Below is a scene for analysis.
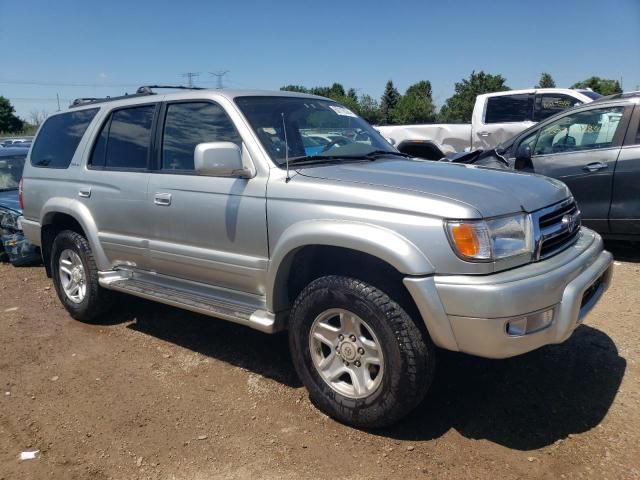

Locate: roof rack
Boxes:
[69,85,205,108]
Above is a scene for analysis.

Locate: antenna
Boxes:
[281,112,290,183]
[210,71,229,89]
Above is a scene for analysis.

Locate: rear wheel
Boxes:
[289,275,435,428]
[51,230,112,322]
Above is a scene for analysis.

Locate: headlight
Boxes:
[445,213,533,261]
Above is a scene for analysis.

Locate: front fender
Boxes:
[266,220,434,312]
[41,198,110,270]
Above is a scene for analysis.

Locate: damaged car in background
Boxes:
[445,92,640,240]
[0,147,40,266]
[377,88,599,160]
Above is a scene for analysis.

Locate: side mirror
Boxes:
[385,137,396,146]
[514,143,533,171]
[194,142,251,177]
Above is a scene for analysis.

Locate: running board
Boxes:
[99,271,277,333]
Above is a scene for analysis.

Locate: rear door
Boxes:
[82,103,158,269]
[526,104,631,233]
[609,105,640,234]
[533,93,584,122]
[472,93,535,150]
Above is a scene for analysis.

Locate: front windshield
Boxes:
[234,96,396,165]
[0,153,25,190]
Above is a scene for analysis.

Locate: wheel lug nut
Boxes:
[349,334,356,342]
[338,334,344,341]
[344,361,349,366]
[358,347,365,355]
[354,360,361,367]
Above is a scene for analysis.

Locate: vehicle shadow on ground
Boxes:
[377,325,626,450]
[605,240,640,263]
[115,297,625,451]
[123,297,302,388]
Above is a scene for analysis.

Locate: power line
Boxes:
[181,72,200,88]
[210,71,229,89]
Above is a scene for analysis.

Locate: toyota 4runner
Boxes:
[21,86,613,427]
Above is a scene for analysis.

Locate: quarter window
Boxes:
[484,94,532,124]
[162,102,241,171]
[533,107,625,155]
[90,105,156,169]
[30,108,98,168]
[533,94,582,121]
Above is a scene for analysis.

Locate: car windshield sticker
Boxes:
[329,106,357,117]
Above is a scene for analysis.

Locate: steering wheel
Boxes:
[321,137,352,153]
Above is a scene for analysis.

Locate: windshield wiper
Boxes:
[284,150,410,166]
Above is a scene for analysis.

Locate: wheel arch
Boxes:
[40,199,109,276]
[267,220,434,316]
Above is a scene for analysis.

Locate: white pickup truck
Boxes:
[376,88,601,159]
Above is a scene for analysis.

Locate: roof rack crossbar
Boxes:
[69,85,204,109]
[136,85,205,94]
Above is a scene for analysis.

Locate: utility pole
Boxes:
[181,72,200,88]
[210,71,229,89]
[56,93,61,111]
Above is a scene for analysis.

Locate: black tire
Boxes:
[289,275,435,428]
[50,230,112,322]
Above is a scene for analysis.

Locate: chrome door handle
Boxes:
[78,187,91,198]
[478,131,491,137]
[583,162,608,172]
[153,193,172,206]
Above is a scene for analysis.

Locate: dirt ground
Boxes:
[1,241,639,480]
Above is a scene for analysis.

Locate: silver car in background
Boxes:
[20,87,613,427]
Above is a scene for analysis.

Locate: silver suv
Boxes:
[21,87,613,427]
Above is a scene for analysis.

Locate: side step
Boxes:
[99,272,277,333]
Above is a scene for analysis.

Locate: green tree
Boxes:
[280,85,309,93]
[571,76,622,96]
[392,80,437,124]
[380,80,400,125]
[347,88,358,103]
[358,94,381,124]
[536,72,556,88]
[439,71,509,123]
[0,96,24,133]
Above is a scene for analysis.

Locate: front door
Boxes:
[472,93,535,150]
[146,101,268,295]
[527,105,628,233]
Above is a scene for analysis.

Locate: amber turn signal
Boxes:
[449,223,481,257]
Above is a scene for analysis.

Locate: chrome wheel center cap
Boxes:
[339,341,358,361]
[71,268,82,283]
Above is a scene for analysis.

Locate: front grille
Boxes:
[533,199,581,260]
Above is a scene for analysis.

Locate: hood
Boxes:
[0,189,21,214]
[295,158,570,218]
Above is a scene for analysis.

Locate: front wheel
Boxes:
[289,275,435,428]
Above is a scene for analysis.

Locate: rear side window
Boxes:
[90,105,156,169]
[30,108,98,168]
[484,94,532,124]
[162,102,241,171]
[534,94,582,121]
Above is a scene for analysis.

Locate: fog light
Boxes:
[506,308,554,336]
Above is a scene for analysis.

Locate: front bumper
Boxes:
[404,228,613,359]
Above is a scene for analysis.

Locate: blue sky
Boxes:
[1,0,639,120]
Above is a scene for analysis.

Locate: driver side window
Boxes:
[533,106,625,156]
